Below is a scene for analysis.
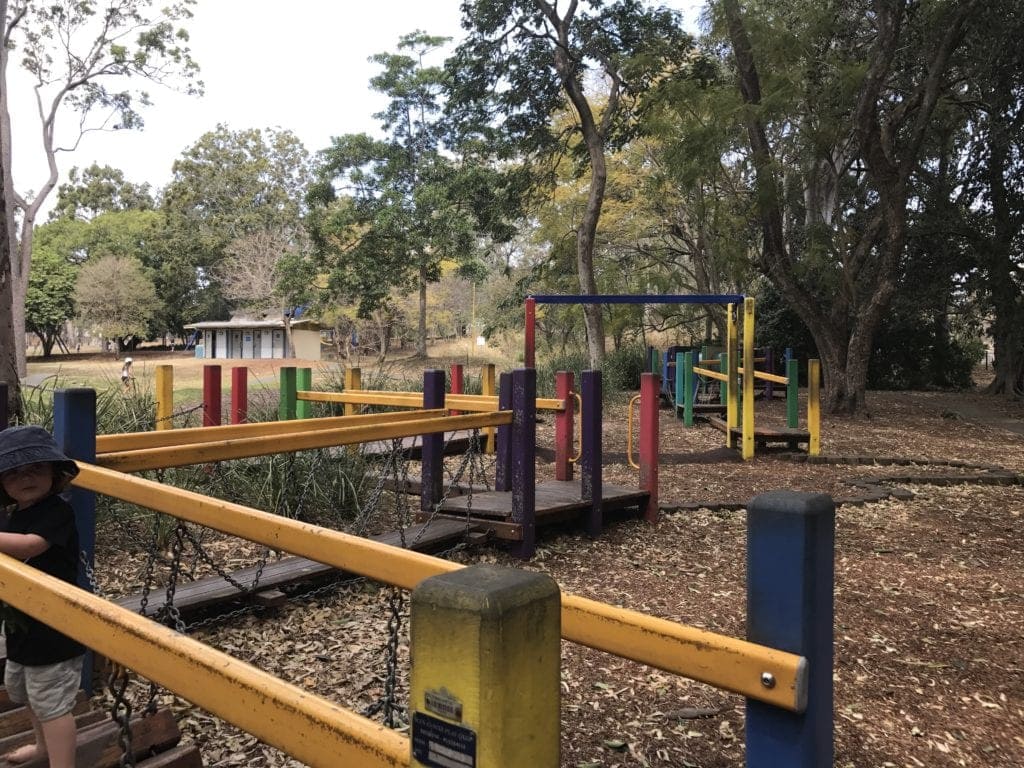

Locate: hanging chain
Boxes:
[107,662,136,768]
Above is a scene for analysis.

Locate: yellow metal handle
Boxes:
[626,394,641,470]
[569,391,583,464]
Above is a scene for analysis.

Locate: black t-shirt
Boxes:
[2,494,84,665]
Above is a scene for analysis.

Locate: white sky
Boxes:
[8,0,701,216]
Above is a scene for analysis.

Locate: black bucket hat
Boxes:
[0,425,80,504]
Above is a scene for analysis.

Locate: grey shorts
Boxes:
[4,656,83,721]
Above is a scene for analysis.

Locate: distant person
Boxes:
[120,357,134,393]
[0,426,85,768]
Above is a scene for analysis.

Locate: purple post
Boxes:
[420,370,445,515]
[509,368,536,559]
[495,372,512,492]
[580,370,603,538]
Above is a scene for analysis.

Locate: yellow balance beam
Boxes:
[97,412,512,472]
[301,390,566,412]
[73,465,807,711]
[97,410,446,453]
[0,555,409,768]
[744,369,789,385]
[692,366,729,383]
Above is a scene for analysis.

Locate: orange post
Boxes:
[449,363,463,416]
[639,372,659,523]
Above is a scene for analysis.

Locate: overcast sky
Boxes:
[8,0,701,215]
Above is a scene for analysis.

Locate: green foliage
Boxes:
[535,343,646,399]
[26,246,77,356]
[74,255,158,346]
[49,164,154,222]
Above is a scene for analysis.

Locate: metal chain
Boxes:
[107,663,136,768]
[161,523,188,634]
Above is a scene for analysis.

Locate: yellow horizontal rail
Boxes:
[96,410,446,453]
[0,555,409,768]
[73,465,806,711]
[692,366,728,383]
[97,412,512,472]
[302,390,565,412]
[753,370,790,385]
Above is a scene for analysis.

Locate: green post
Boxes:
[279,366,296,421]
[682,351,694,427]
[296,367,312,419]
[787,358,799,428]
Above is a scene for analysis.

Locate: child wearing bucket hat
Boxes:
[0,426,84,768]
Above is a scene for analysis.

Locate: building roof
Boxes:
[184,318,321,330]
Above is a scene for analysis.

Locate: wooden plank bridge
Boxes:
[707,416,810,450]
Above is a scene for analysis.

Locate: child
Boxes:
[0,426,84,768]
[120,357,134,393]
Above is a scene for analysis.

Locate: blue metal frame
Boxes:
[529,293,744,305]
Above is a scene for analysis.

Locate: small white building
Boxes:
[184,317,323,361]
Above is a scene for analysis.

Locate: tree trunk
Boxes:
[416,263,428,357]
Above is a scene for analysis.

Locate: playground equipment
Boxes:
[0,387,834,767]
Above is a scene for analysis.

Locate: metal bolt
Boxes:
[760,672,776,689]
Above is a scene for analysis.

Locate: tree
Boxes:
[717,0,980,412]
[25,244,76,356]
[310,32,522,357]
[74,255,156,351]
[161,125,314,330]
[1,0,201,384]
[49,164,154,222]
[446,0,697,367]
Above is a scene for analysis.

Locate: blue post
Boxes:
[495,372,512,492]
[53,388,97,694]
[764,348,775,400]
[746,491,834,768]
[580,370,603,538]
[421,370,445,515]
[509,368,536,559]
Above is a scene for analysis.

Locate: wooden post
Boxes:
[410,565,561,768]
[742,297,755,460]
[481,363,496,454]
[278,366,296,421]
[524,297,536,369]
[296,367,312,420]
[421,370,445,515]
[726,306,738,448]
[682,351,694,427]
[155,365,174,430]
[449,363,463,416]
[554,371,574,481]
[509,368,536,559]
[231,367,248,424]
[495,372,512,492]
[786,358,799,428]
[343,367,361,416]
[746,491,834,768]
[54,387,97,693]
[808,359,821,456]
[639,372,659,523]
[580,370,602,538]
[203,365,222,427]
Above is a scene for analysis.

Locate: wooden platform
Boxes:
[116,518,480,618]
[707,416,810,449]
[0,691,200,767]
[674,402,728,418]
[436,480,650,540]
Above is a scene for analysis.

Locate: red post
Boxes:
[231,366,248,424]
[449,363,463,416]
[639,372,659,523]
[525,297,536,369]
[554,371,574,481]
[203,365,222,427]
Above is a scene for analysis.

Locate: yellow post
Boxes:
[726,304,739,448]
[481,363,496,453]
[344,367,361,417]
[742,297,755,460]
[808,359,821,455]
[155,364,174,431]
[410,564,561,768]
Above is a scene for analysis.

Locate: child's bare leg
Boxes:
[39,712,76,768]
[2,708,46,764]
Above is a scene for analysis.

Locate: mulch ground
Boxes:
[88,382,1024,767]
